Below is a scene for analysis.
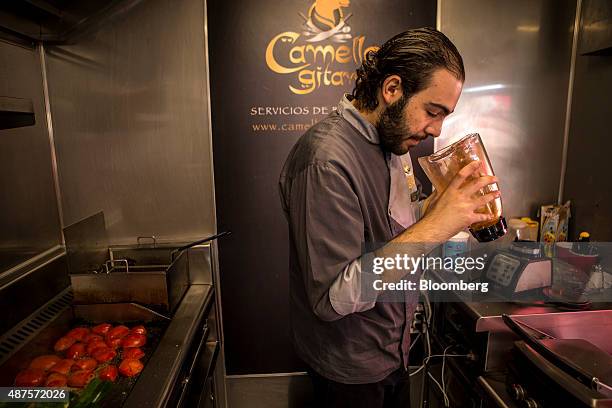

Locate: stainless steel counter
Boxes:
[456,300,612,372]
[459,301,612,351]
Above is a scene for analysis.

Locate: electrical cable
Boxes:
[409,333,422,352]
[409,354,468,377]
[421,270,433,326]
[415,273,469,407]
[416,284,432,408]
[441,345,453,405]
[428,372,449,407]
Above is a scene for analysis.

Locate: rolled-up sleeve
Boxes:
[286,162,375,321]
[329,258,379,316]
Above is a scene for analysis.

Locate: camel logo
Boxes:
[303,0,352,43]
[265,1,377,95]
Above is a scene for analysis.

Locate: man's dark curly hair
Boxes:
[352,28,465,111]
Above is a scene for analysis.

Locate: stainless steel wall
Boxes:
[45,0,216,244]
[563,0,612,240]
[0,40,62,271]
[438,0,577,219]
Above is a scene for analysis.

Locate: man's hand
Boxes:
[376,161,499,284]
[422,161,499,240]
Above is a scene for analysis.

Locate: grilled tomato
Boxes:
[130,325,147,336]
[54,336,76,352]
[121,334,146,348]
[49,359,73,375]
[107,325,130,340]
[99,365,118,382]
[86,340,108,355]
[66,327,90,341]
[84,333,104,344]
[66,343,86,359]
[29,355,61,371]
[73,358,97,371]
[106,337,122,349]
[15,369,46,387]
[91,323,112,335]
[45,373,67,387]
[92,347,117,363]
[118,359,144,377]
[122,348,145,360]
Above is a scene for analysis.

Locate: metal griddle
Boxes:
[0,289,169,407]
[0,276,215,408]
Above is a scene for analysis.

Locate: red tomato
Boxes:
[84,334,103,344]
[66,327,90,341]
[92,348,117,363]
[66,343,86,359]
[15,369,46,386]
[29,355,61,371]
[91,323,112,335]
[121,334,146,348]
[118,359,143,377]
[130,325,147,336]
[107,325,130,340]
[99,365,118,382]
[45,373,67,387]
[49,359,73,375]
[68,370,94,388]
[73,358,97,371]
[106,337,122,349]
[122,348,145,360]
[86,340,108,355]
[54,336,76,352]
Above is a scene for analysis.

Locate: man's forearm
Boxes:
[420,190,438,217]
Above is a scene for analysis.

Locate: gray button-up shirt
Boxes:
[279,94,424,384]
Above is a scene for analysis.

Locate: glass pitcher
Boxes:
[418,133,507,242]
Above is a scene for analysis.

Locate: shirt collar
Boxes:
[337,94,380,144]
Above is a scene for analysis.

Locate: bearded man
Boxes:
[279,28,499,408]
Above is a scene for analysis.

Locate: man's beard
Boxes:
[376,96,420,155]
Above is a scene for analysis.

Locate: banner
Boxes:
[208,0,436,374]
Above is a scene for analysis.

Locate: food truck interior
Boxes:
[0,0,611,407]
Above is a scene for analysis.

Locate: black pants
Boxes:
[307,366,411,408]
